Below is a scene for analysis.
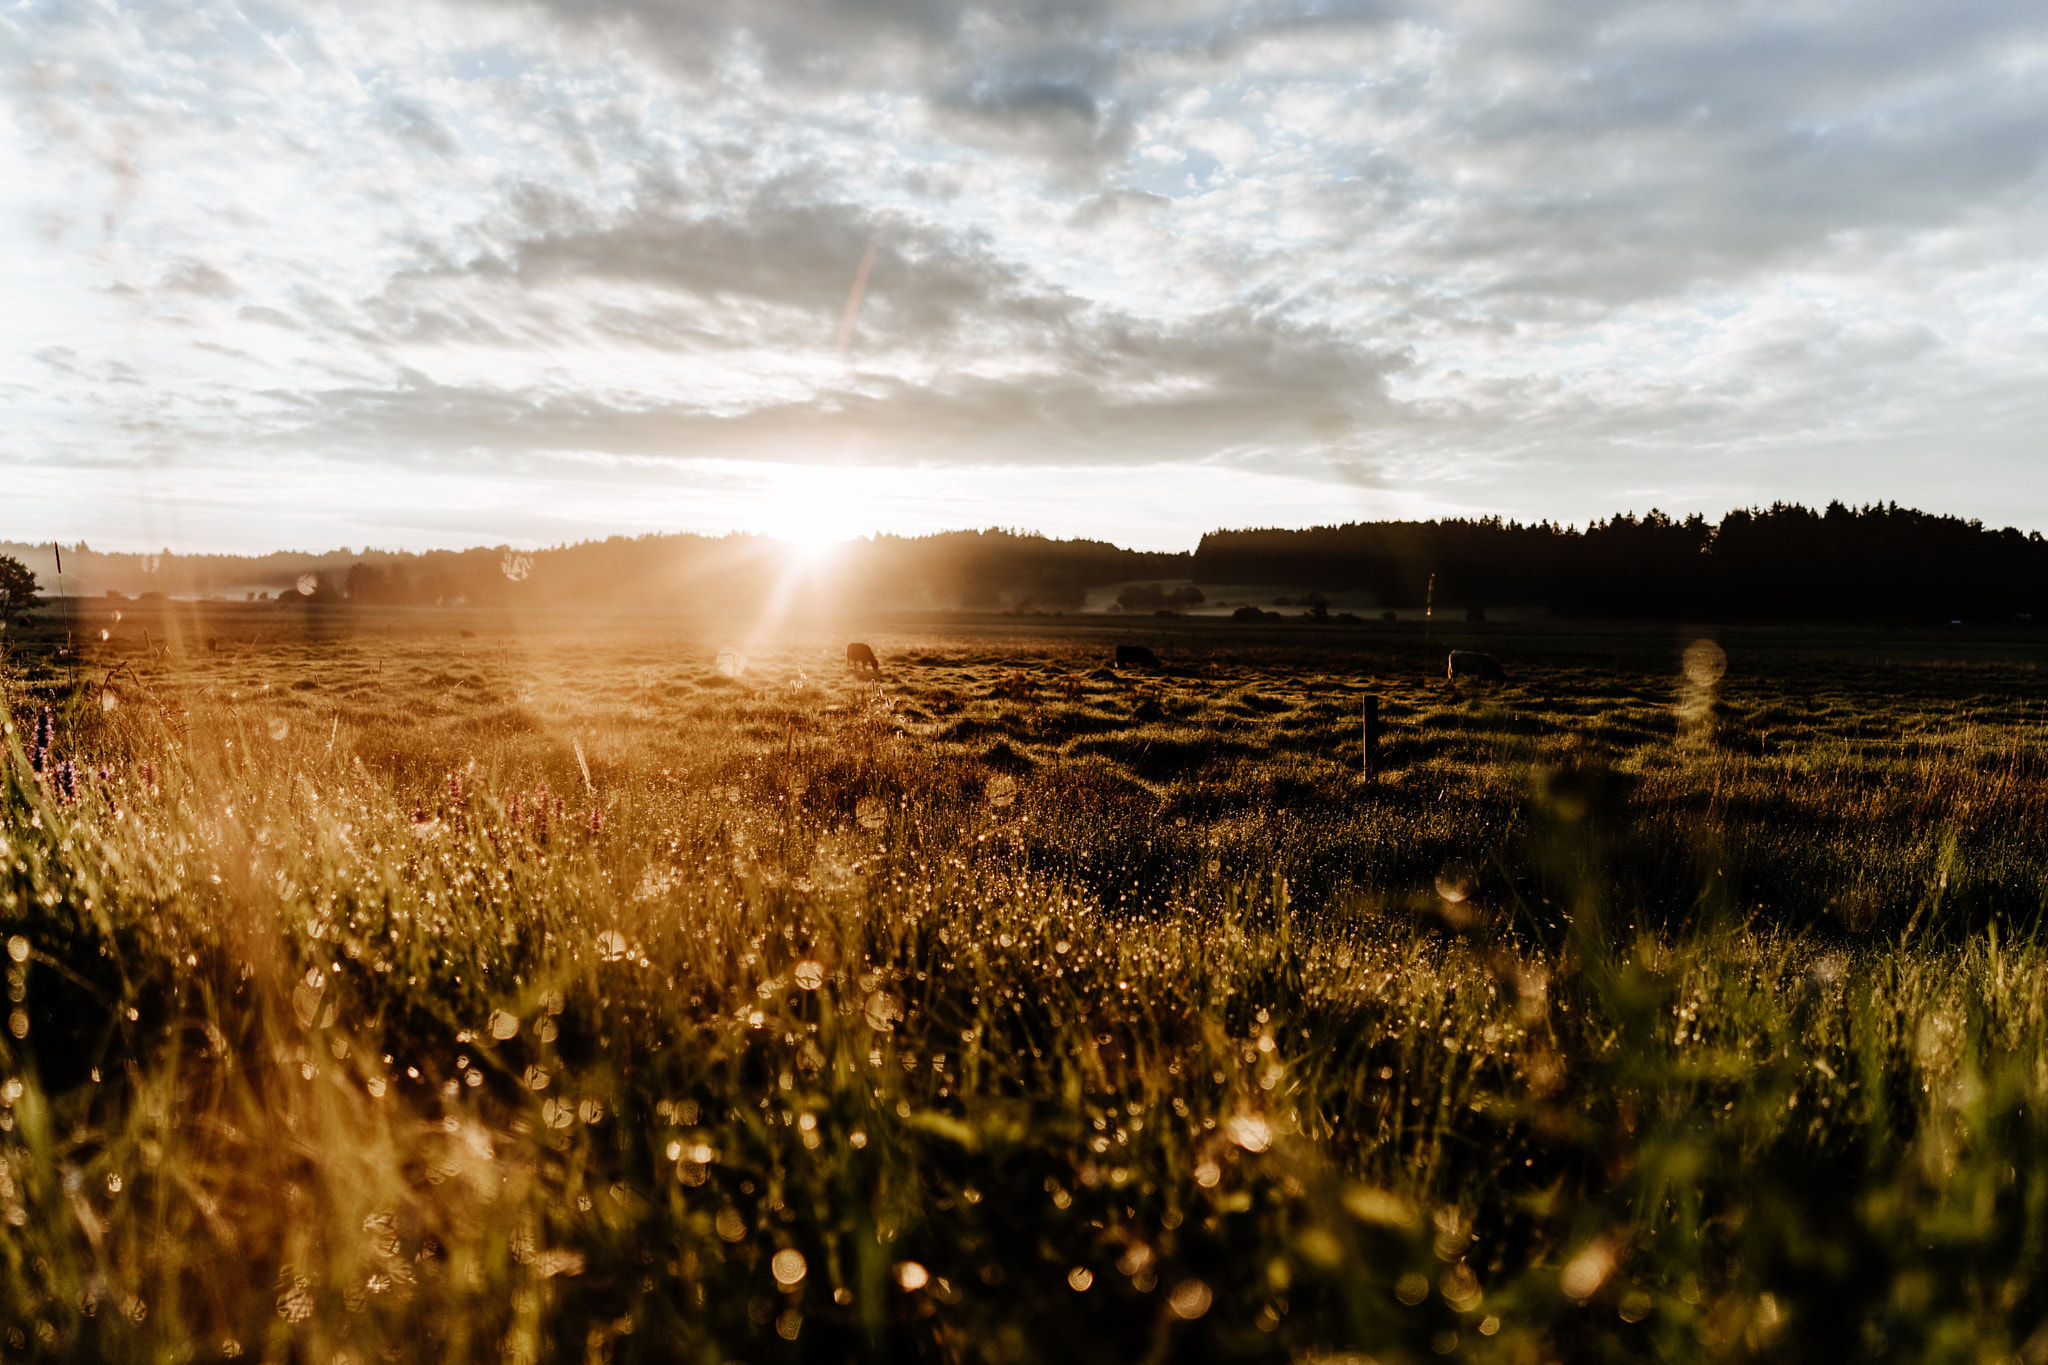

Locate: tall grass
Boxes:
[1,624,2045,1361]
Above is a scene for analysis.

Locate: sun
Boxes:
[758,472,866,559]
[773,514,850,563]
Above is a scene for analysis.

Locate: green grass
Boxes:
[1,609,2046,1362]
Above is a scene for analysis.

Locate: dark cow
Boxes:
[1447,650,1506,682]
[1115,644,1161,669]
[846,642,881,673]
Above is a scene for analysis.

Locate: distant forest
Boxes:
[5,502,2044,622]
[0,530,1182,616]
[1194,502,2048,621]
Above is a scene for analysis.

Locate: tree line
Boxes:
[0,530,1185,616]
[1191,503,2048,620]
[6,502,2044,621]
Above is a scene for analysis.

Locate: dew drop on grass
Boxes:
[771,1249,807,1285]
[1225,1114,1272,1153]
[1067,1268,1093,1292]
[864,993,903,1032]
[268,718,289,742]
[793,961,824,990]
[597,931,628,961]
[986,775,1016,807]
[6,938,25,964]
[488,1010,519,1040]
[895,1262,929,1291]
[856,798,887,830]
[1168,1280,1212,1320]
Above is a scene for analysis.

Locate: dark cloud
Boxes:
[269,288,1400,474]
[382,182,1071,348]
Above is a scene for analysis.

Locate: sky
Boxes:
[4,0,2047,554]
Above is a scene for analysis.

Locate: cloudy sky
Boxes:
[5,0,2047,552]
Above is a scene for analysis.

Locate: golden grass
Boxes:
[0,612,2045,1361]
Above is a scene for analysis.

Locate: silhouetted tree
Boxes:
[0,555,41,614]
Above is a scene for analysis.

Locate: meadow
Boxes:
[2,603,2046,1363]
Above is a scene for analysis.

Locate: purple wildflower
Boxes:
[30,705,54,775]
[448,770,465,806]
[506,791,522,828]
[588,806,603,836]
[53,759,77,805]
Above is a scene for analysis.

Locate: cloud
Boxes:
[161,260,239,298]
[5,0,2048,551]
[377,98,461,156]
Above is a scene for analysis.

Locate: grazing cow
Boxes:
[1447,650,1506,682]
[1115,644,1161,669]
[846,642,881,673]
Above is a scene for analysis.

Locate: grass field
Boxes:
[2,603,2046,1363]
